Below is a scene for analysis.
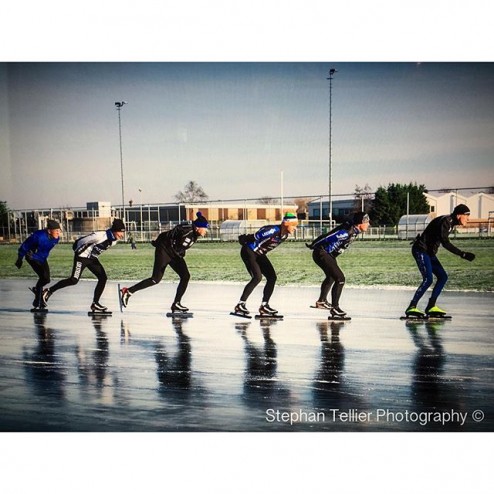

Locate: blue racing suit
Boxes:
[18,229,60,263]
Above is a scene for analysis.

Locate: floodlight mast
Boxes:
[115,101,127,223]
[326,68,337,226]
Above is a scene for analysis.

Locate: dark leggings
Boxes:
[411,246,448,306]
[50,257,107,303]
[27,258,51,305]
[128,247,190,303]
[240,246,277,303]
[312,248,345,307]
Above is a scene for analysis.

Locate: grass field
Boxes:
[1,239,493,291]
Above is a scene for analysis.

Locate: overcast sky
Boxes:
[1,61,493,210]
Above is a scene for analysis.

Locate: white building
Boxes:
[425,192,494,219]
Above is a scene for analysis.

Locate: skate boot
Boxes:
[425,305,447,318]
[330,306,347,318]
[91,302,109,313]
[259,303,278,316]
[314,300,332,310]
[42,288,52,305]
[120,287,132,308]
[405,305,426,319]
[171,301,189,313]
[234,302,250,316]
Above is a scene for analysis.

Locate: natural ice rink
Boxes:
[0,278,492,432]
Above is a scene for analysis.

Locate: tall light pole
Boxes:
[327,68,337,226]
[139,187,143,238]
[115,101,127,222]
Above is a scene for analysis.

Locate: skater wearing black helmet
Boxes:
[15,219,61,311]
[42,218,126,313]
[405,204,475,319]
[120,212,209,314]
[306,211,370,319]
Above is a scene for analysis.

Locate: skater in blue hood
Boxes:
[16,219,61,310]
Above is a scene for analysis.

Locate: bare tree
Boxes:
[175,181,209,203]
[354,184,374,212]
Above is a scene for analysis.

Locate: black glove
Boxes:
[15,257,23,269]
[305,242,313,249]
[238,234,255,245]
[461,252,475,262]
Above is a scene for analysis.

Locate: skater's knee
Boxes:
[267,272,277,285]
[68,277,79,286]
[438,272,448,283]
[250,272,263,285]
[336,274,345,285]
[181,271,191,283]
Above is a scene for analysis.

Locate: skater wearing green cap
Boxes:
[232,212,298,318]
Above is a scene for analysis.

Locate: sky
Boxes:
[1,61,493,210]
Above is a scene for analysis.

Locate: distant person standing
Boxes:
[232,212,298,318]
[43,218,126,313]
[120,212,209,313]
[15,219,61,310]
[306,212,370,318]
[405,204,475,318]
[128,233,137,250]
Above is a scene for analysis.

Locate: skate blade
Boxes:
[255,314,284,320]
[400,315,427,320]
[426,315,452,320]
[230,311,252,319]
[166,312,193,318]
[310,305,331,310]
[88,311,112,317]
[30,308,48,313]
[328,316,351,321]
[117,283,124,312]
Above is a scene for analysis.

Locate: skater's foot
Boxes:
[331,306,347,317]
[315,300,332,310]
[234,302,250,316]
[405,305,426,318]
[171,301,189,313]
[426,305,447,316]
[42,288,52,305]
[120,287,131,308]
[259,303,278,316]
[91,302,108,313]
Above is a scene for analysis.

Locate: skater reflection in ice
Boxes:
[312,322,345,410]
[237,320,291,410]
[312,321,367,429]
[76,316,114,403]
[155,318,193,392]
[23,312,66,400]
[407,322,463,430]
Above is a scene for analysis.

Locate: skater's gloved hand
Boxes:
[15,257,23,269]
[305,242,313,249]
[461,252,475,261]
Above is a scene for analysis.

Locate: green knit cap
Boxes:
[282,212,298,223]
